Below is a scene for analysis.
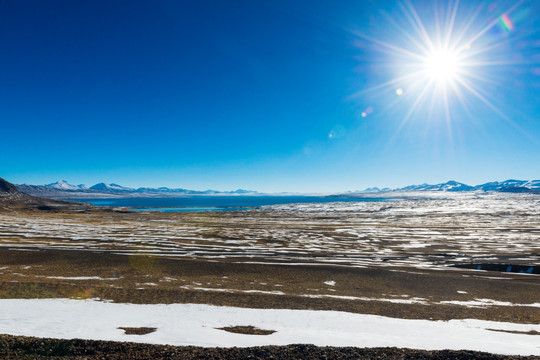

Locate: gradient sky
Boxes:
[1,0,539,192]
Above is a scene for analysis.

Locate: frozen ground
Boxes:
[1,193,538,271]
[0,298,538,356]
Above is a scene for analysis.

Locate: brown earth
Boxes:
[118,327,157,335]
[217,326,276,335]
[0,248,538,323]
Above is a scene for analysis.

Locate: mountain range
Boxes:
[12,179,540,198]
[359,179,540,193]
[0,177,91,211]
[16,180,259,197]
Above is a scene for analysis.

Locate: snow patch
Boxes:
[438,298,540,308]
[0,299,538,355]
[41,276,120,281]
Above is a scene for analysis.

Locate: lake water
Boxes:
[70,196,386,212]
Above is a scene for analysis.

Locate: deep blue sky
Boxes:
[1,0,539,192]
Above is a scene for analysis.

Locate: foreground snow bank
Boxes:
[0,299,538,355]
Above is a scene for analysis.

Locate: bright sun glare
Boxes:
[424,49,460,83]
[354,0,523,127]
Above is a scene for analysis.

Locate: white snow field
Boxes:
[0,298,538,355]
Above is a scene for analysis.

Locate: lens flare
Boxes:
[499,14,514,32]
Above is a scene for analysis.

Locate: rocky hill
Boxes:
[0,177,18,193]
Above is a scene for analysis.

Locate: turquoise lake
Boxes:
[69,196,386,212]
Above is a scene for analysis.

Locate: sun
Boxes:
[352,0,523,128]
[423,48,460,84]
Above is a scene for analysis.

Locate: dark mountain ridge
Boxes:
[0,177,18,193]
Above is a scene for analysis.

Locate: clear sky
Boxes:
[1,0,539,192]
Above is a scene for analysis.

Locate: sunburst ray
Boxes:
[353,0,530,145]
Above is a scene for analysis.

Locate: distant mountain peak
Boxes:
[230,189,257,194]
[46,180,87,191]
[46,180,78,190]
[89,183,134,192]
[363,187,381,192]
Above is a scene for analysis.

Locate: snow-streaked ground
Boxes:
[1,193,538,270]
[0,299,538,355]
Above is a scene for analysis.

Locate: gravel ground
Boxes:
[1,248,538,324]
[1,334,538,360]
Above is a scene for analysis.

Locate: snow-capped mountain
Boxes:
[363,187,381,192]
[46,180,86,191]
[466,179,540,192]
[401,181,473,192]
[14,178,539,198]
[524,180,540,189]
[16,180,259,197]
[473,179,528,191]
[359,180,539,193]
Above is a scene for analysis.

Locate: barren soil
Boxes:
[0,193,538,358]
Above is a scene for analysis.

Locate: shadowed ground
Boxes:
[1,335,538,360]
